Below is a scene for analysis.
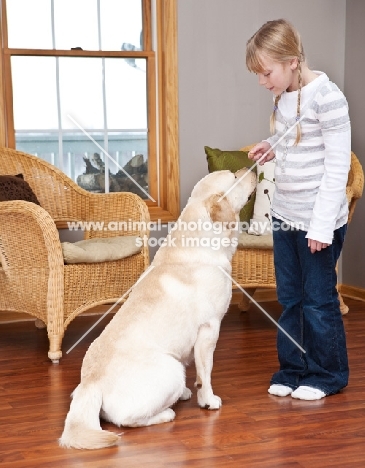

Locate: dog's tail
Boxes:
[59,383,120,450]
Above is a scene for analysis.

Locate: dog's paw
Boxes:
[180,387,193,400]
[198,392,222,410]
[146,408,176,426]
[121,408,175,427]
[158,408,176,423]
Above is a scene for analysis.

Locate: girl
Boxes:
[246,19,351,400]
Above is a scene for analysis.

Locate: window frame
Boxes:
[0,0,179,223]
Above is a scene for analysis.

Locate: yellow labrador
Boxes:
[59,168,256,449]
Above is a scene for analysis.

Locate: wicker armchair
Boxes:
[0,148,150,363]
[232,145,364,314]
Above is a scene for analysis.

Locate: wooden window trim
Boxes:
[0,0,179,222]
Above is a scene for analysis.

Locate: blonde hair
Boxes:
[246,19,305,145]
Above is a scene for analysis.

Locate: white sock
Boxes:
[268,384,293,397]
[291,386,326,401]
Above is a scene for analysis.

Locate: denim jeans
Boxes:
[271,217,349,395]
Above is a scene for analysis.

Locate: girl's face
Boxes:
[256,54,298,95]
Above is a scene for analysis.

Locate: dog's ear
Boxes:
[207,193,236,224]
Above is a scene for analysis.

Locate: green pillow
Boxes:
[204,146,256,229]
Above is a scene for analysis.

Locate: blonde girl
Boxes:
[246,19,351,401]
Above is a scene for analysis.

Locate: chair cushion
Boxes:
[205,146,256,229]
[0,174,41,205]
[237,231,273,249]
[62,236,142,264]
[248,161,275,235]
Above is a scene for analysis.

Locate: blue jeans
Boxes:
[271,217,349,395]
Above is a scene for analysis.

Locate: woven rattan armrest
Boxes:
[0,200,65,361]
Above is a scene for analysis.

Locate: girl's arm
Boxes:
[306,87,351,245]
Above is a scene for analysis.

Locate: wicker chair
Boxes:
[0,148,150,363]
[232,145,364,314]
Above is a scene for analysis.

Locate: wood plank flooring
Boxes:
[1,297,365,467]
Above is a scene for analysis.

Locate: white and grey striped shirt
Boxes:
[266,71,351,244]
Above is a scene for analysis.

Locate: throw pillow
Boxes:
[205,146,257,229]
[62,235,142,264]
[248,161,275,235]
[0,174,41,205]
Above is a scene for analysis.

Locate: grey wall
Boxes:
[177,0,365,288]
[343,0,365,288]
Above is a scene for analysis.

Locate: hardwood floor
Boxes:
[1,297,365,467]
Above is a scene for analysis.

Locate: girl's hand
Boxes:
[248,141,275,165]
[308,238,330,254]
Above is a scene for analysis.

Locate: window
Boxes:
[0,0,179,222]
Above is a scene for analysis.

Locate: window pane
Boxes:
[59,58,104,130]
[53,0,99,50]
[7,0,53,49]
[103,132,148,199]
[61,132,148,197]
[7,0,143,52]
[100,0,143,51]
[54,0,143,51]
[12,55,149,197]
[15,131,149,198]
[16,132,60,166]
[12,55,147,132]
[61,131,108,187]
[11,56,58,130]
[105,58,147,129]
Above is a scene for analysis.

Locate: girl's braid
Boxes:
[295,58,303,145]
[270,94,282,135]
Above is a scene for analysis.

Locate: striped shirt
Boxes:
[265,71,351,244]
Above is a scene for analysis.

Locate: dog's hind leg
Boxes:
[194,318,222,410]
[123,408,176,427]
[104,354,185,428]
